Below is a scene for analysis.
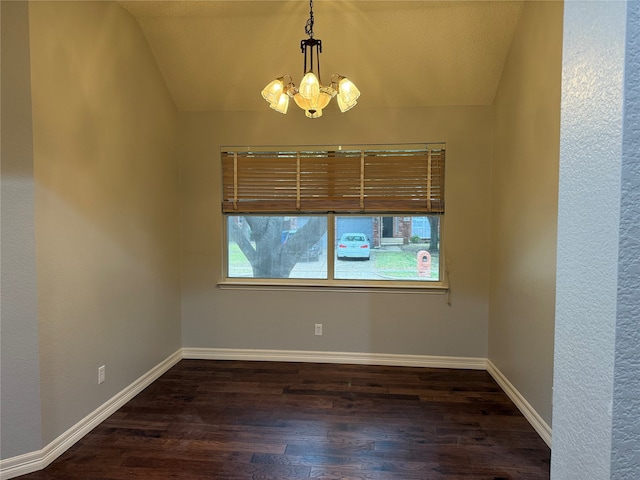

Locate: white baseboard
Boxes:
[2,349,551,479]
[182,347,488,370]
[0,349,182,480]
[486,359,552,447]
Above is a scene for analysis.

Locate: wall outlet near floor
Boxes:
[98,365,106,384]
[315,323,323,336]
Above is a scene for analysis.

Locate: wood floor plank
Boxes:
[16,360,550,479]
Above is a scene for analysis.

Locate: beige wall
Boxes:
[489,0,563,426]
[1,0,566,464]
[28,1,182,445]
[180,106,492,358]
[1,1,43,459]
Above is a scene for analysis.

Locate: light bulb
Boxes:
[270,91,289,114]
[338,77,360,104]
[261,78,284,105]
[299,72,320,100]
[337,94,357,113]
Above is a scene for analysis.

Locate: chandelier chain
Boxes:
[305,0,315,38]
[261,0,359,117]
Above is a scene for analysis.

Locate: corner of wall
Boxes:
[0,0,44,461]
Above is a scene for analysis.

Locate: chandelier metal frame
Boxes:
[261,0,360,118]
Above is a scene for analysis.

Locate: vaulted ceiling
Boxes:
[119,1,524,112]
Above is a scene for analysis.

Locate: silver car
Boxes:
[337,233,371,260]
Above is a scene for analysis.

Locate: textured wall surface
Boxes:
[0,1,43,459]
[551,1,627,478]
[611,1,640,478]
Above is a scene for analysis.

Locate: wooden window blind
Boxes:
[221,145,445,214]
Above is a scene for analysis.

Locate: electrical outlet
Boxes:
[98,365,106,384]
[315,323,323,336]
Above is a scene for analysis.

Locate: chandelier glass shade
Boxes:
[261,0,360,118]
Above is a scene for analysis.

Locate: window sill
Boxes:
[217,279,449,294]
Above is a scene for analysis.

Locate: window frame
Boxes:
[219,144,448,292]
[220,213,447,292]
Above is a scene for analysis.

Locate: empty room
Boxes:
[2,1,638,479]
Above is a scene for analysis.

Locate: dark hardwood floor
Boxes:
[17,360,550,479]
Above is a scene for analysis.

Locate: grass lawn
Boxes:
[228,241,440,281]
[228,243,252,276]
[229,243,250,265]
[374,247,439,280]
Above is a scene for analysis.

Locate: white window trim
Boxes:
[219,214,448,292]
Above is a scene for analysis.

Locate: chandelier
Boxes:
[261,0,360,118]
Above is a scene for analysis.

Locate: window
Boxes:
[222,145,445,288]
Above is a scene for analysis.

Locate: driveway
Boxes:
[292,246,406,280]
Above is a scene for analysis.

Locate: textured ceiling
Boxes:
[119,1,524,112]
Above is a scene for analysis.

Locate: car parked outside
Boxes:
[337,233,371,260]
